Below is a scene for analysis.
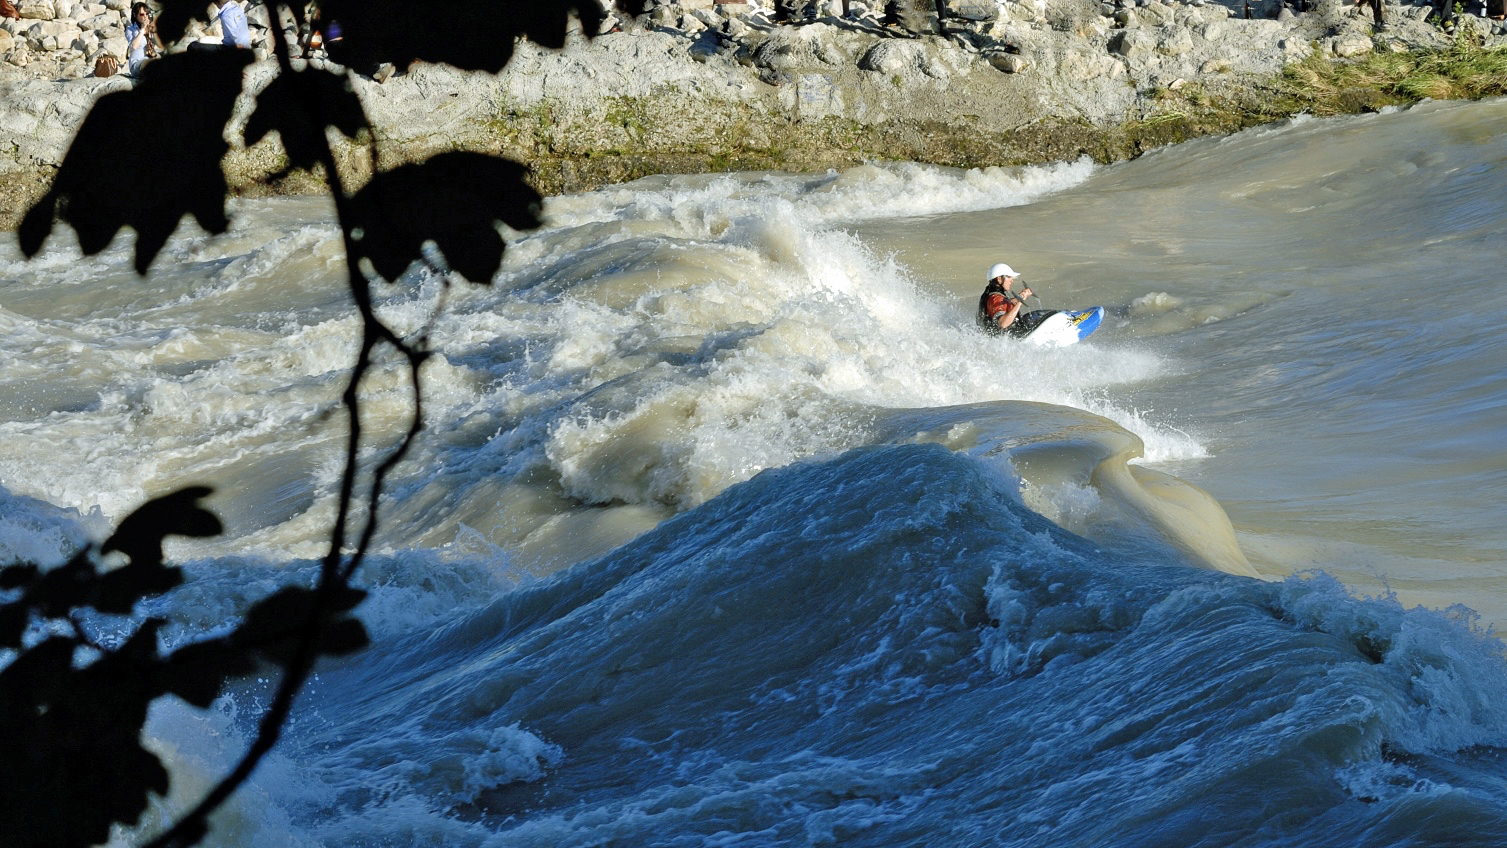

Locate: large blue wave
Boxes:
[266,444,1507,847]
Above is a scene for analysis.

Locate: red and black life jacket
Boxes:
[977,281,1011,334]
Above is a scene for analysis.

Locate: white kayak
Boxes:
[1006,307,1106,347]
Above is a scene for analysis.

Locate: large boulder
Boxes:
[16,0,55,20]
[0,75,131,167]
[939,0,997,22]
[26,17,76,49]
[78,10,112,29]
[1137,2,1175,26]
[1058,44,1124,80]
[988,52,1027,72]
[1108,27,1156,61]
[751,23,849,72]
[1330,32,1373,56]
[858,39,921,72]
[1157,23,1194,55]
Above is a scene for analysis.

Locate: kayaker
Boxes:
[977,262,1034,335]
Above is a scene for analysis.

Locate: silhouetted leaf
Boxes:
[161,637,257,708]
[9,5,648,846]
[65,624,174,846]
[0,633,71,701]
[0,602,29,649]
[28,556,103,620]
[94,561,187,615]
[0,632,171,848]
[231,584,369,666]
[314,0,613,73]
[18,51,252,274]
[0,562,39,590]
[151,0,222,44]
[349,151,542,284]
[318,616,371,657]
[245,67,370,174]
[102,485,223,568]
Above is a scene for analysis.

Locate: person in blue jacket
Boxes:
[188,0,251,51]
[124,2,163,75]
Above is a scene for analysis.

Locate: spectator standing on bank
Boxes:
[1427,0,1454,28]
[1352,0,1385,29]
[882,0,907,28]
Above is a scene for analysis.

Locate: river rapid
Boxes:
[2,96,1505,846]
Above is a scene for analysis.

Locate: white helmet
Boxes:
[988,262,1018,280]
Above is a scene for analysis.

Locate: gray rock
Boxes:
[688,7,721,27]
[858,39,919,73]
[1139,2,1173,25]
[79,12,116,31]
[1108,27,1155,59]
[989,52,1028,72]
[1331,32,1373,55]
[815,40,846,64]
[1157,24,1194,54]
[1458,14,1492,38]
[27,19,78,50]
[939,0,997,22]
[753,38,801,70]
[17,0,56,20]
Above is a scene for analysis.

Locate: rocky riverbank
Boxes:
[2,0,1504,230]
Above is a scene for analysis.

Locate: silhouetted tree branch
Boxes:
[4,0,647,845]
